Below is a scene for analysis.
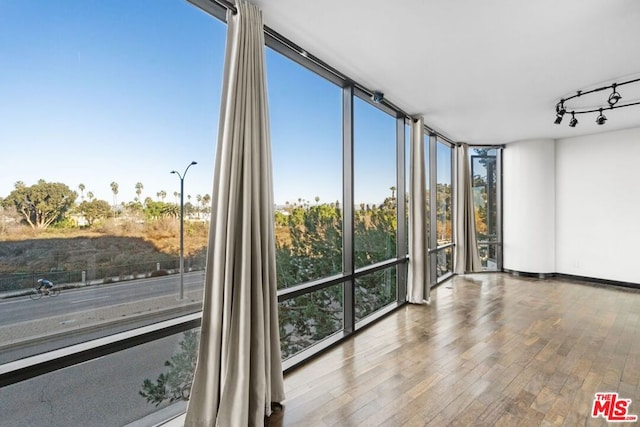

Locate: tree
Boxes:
[196,194,202,218]
[201,194,211,219]
[3,180,77,229]
[274,194,399,358]
[135,182,144,201]
[78,183,86,201]
[144,200,174,220]
[78,199,112,226]
[140,330,199,406]
[87,191,94,202]
[110,181,118,214]
[162,203,179,218]
[160,190,167,201]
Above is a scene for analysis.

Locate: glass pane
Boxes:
[470,148,498,243]
[470,148,499,271]
[424,133,431,244]
[354,98,397,268]
[0,1,222,364]
[478,243,499,271]
[405,124,410,255]
[267,48,343,288]
[436,141,452,246]
[355,266,397,321]
[0,329,198,426]
[279,283,344,360]
[436,246,453,278]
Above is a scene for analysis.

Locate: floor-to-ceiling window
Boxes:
[432,138,454,281]
[2,1,465,422]
[265,44,408,364]
[353,96,398,321]
[0,1,224,423]
[470,147,502,271]
[267,46,345,359]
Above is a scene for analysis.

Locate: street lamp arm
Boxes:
[183,161,197,178]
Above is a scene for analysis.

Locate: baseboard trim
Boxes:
[503,269,640,291]
[555,273,640,291]
[503,269,555,279]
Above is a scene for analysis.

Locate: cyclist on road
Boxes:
[37,278,54,295]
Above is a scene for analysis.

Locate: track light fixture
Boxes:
[569,112,578,127]
[608,84,621,106]
[554,100,566,124]
[553,77,640,127]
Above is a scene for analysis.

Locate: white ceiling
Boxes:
[252,0,640,144]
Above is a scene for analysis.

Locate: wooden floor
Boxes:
[266,273,640,426]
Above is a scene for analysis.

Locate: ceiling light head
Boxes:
[608,85,621,106]
[555,100,566,116]
[371,91,384,103]
[596,108,607,125]
[569,112,578,127]
[554,114,563,125]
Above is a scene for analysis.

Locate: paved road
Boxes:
[0,274,205,426]
[0,273,205,326]
[0,334,187,427]
[0,272,205,366]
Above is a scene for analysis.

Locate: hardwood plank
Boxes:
[266,273,640,427]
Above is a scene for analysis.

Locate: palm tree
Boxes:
[390,186,396,199]
[156,191,161,201]
[173,191,179,205]
[202,194,211,219]
[78,183,86,201]
[87,191,94,202]
[110,182,119,217]
[196,194,202,218]
[162,203,179,219]
[135,182,144,201]
[160,190,167,201]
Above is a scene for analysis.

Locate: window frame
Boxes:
[0,0,458,391]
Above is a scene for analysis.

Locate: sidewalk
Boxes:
[0,288,203,352]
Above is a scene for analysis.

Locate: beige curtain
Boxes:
[185,1,285,425]
[454,144,482,274]
[407,117,430,304]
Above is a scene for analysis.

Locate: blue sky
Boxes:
[1,1,223,204]
[1,0,446,208]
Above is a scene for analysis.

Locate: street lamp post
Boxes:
[171,161,197,300]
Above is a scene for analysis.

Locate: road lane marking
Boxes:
[70,296,111,304]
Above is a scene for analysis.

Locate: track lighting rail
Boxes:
[554,77,640,126]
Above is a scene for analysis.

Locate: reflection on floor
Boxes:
[267,273,640,426]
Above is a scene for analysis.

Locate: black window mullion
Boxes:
[342,84,355,333]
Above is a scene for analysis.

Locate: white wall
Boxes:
[555,127,640,283]
[503,139,556,274]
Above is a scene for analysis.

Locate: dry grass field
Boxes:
[0,218,209,275]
